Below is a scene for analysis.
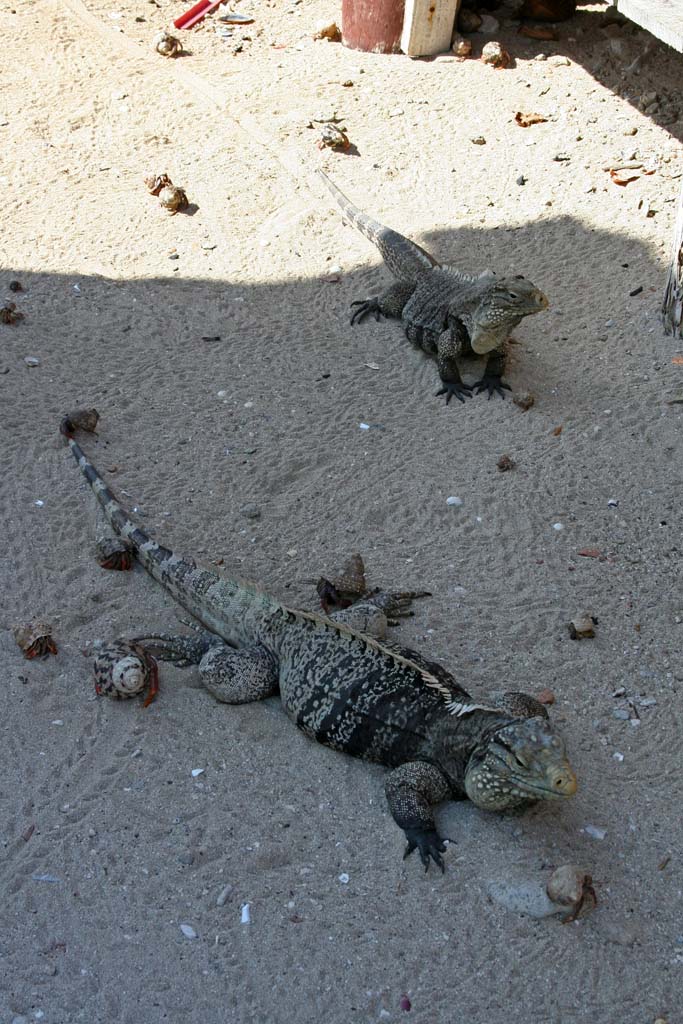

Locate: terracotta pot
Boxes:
[342,0,406,53]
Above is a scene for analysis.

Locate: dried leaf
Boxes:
[515,111,548,128]
[577,548,602,558]
[552,424,563,436]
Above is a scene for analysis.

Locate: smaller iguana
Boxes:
[62,414,576,871]
[316,169,549,404]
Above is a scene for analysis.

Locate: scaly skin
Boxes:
[317,169,549,404]
[61,416,576,871]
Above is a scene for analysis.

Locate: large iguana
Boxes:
[316,169,549,404]
[61,414,576,870]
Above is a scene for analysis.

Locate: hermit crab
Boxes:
[13,621,58,659]
[153,31,183,58]
[144,173,189,214]
[91,640,159,707]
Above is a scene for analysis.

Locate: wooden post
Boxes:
[341,0,405,53]
[401,0,460,56]
[662,178,683,338]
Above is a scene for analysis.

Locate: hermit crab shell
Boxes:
[158,185,189,214]
[153,31,182,57]
[96,537,134,571]
[93,641,158,704]
[13,621,57,659]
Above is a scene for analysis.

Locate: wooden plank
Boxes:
[616,0,683,52]
[401,0,460,56]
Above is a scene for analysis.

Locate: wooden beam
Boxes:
[401,0,460,56]
[663,178,683,337]
[616,0,683,53]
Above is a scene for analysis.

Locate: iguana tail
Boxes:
[316,169,439,279]
[60,417,280,647]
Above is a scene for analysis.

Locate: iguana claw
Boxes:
[473,375,511,400]
[350,298,383,325]
[435,380,473,405]
[402,828,450,873]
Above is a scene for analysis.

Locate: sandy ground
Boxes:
[2,0,683,1021]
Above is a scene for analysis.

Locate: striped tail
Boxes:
[60,418,279,647]
[316,169,439,279]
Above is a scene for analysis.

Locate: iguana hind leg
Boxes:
[199,643,279,704]
[435,320,473,405]
[329,591,431,636]
[385,761,452,872]
[130,631,222,667]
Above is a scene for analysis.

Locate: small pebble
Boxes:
[217,390,227,398]
[471,136,487,145]
[613,751,624,761]
[583,824,606,840]
[399,995,412,1011]
[191,768,204,777]
[552,522,564,531]
[24,357,40,367]
[180,923,197,939]
[478,13,499,33]
[612,708,630,720]
[487,879,557,918]
[241,903,251,924]
[446,496,463,506]
[607,498,619,507]
[359,423,370,431]
[9,280,23,292]
[513,391,535,411]
[516,174,526,185]
[216,883,234,907]
[240,504,261,520]
[339,872,350,884]
[34,500,45,507]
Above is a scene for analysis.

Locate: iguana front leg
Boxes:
[385,761,452,872]
[434,320,473,405]
[350,280,416,325]
[473,350,511,400]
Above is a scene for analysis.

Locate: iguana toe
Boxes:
[473,375,511,399]
[435,381,473,405]
[350,298,382,325]
[402,828,449,873]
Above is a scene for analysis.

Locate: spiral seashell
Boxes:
[158,184,189,214]
[92,641,159,707]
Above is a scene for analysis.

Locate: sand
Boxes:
[2,1,682,1021]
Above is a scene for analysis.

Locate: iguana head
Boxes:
[471,276,549,353]
[464,717,576,811]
